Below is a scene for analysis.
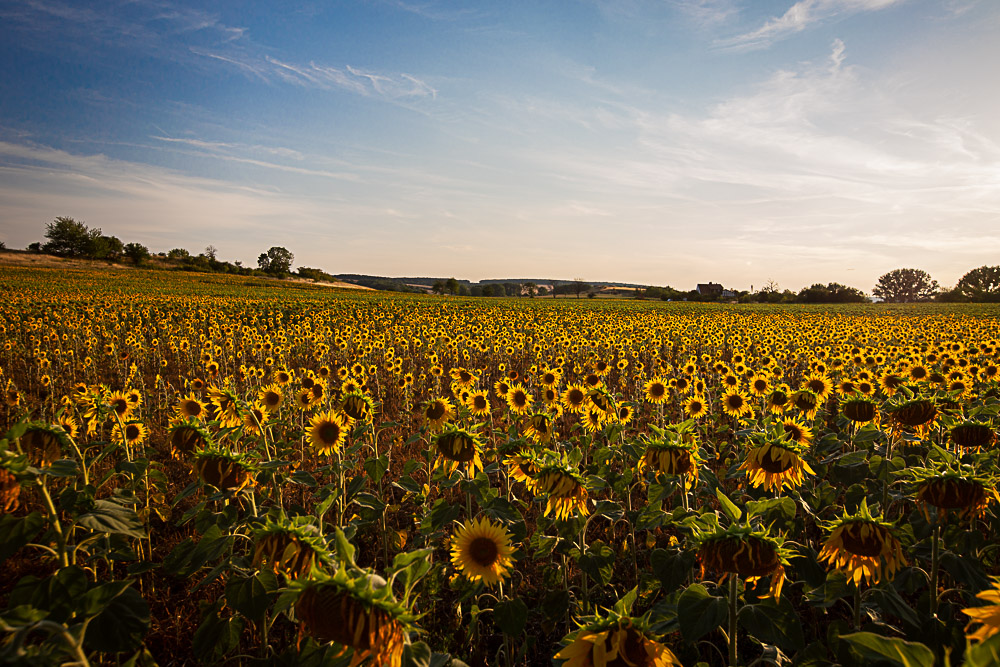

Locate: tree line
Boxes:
[11,217,1000,302]
[21,216,321,281]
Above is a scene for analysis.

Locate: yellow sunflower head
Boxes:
[450,516,515,587]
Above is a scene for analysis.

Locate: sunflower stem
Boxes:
[930,523,940,618]
[728,575,739,667]
[853,584,862,630]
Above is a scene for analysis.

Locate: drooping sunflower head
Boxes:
[740,433,815,492]
[907,458,999,522]
[291,563,412,667]
[841,396,878,424]
[169,420,214,459]
[950,421,995,450]
[587,388,615,415]
[818,501,905,586]
[885,394,937,430]
[433,425,484,477]
[555,612,681,667]
[450,516,516,587]
[522,411,555,444]
[791,389,820,418]
[640,422,701,484]
[341,391,375,423]
[16,422,71,467]
[535,460,589,521]
[253,516,332,579]
[504,449,541,491]
[193,448,256,492]
[765,386,790,414]
[696,525,789,599]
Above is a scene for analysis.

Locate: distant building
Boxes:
[696,282,724,296]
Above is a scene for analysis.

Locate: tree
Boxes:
[257,246,294,276]
[572,279,590,299]
[445,278,459,295]
[204,245,218,261]
[798,282,868,304]
[872,268,938,303]
[124,242,150,265]
[523,282,537,298]
[92,235,124,261]
[43,216,101,257]
[955,265,1000,302]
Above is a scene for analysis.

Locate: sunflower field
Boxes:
[4,264,1000,666]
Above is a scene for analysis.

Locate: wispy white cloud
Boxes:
[717,0,906,50]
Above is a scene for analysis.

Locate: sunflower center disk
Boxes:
[841,526,884,557]
[468,536,499,566]
[759,448,794,474]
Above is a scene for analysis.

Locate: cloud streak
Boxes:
[717,0,907,50]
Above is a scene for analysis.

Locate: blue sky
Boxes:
[1,0,997,291]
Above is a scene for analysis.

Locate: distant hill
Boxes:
[334,274,650,292]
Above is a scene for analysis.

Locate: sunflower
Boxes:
[503,450,540,491]
[555,615,680,667]
[562,384,588,414]
[193,449,256,492]
[450,516,515,587]
[258,384,284,412]
[535,462,589,521]
[169,420,213,459]
[207,385,242,428]
[910,461,999,523]
[765,387,790,414]
[581,408,606,434]
[273,368,293,385]
[449,367,478,388]
[950,421,995,450]
[106,391,134,420]
[466,390,491,417]
[112,420,148,447]
[964,579,1000,644]
[818,502,905,586]
[433,425,484,477]
[422,397,455,429]
[721,389,752,419]
[243,403,269,436]
[293,569,410,667]
[506,384,533,415]
[879,371,906,397]
[616,404,634,426]
[802,373,833,400]
[175,394,207,421]
[684,394,708,420]
[523,412,555,444]
[253,516,331,579]
[791,389,820,419]
[540,368,562,387]
[835,379,858,396]
[841,396,878,425]
[885,396,937,431]
[781,416,813,446]
[641,423,701,488]
[16,423,69,467]
[308,410,349,456]
[741,437,815,492]
[749,374,770,397]
[341,392,375,423]
[643,377,669,405]
[55,414,79,441]
[696,525,788,599]
[493,379,511,400]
